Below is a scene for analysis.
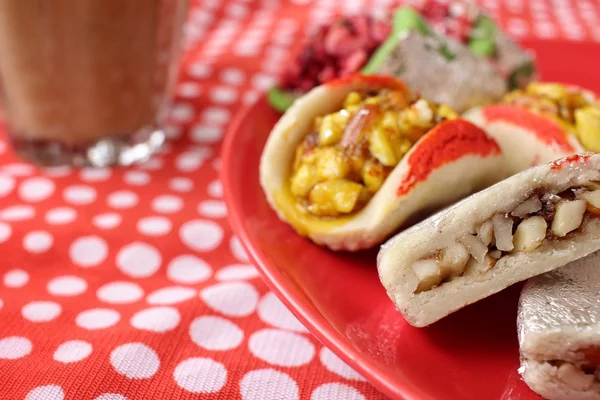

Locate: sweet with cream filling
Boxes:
[378,153,600,326]
[260,74,505,250]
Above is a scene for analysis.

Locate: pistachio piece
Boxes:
[511,195,542,218]
[513,216,547,252]
[492,214,514,252]
[412,259,442,293]
[551,200,586,237]
[459,234,488,264]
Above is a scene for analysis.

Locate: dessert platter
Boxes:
[222,2,600,399]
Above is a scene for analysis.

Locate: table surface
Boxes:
[0,0,598,399]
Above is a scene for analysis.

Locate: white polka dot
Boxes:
[201,107,231,125]
[70,236,108,267]
[0,141,4,154]
[97,281,144,304]
[43,166,72,178]
[137,216,172,237]
[227,3,249,18]
[252,73,276,91]
[95,394,127,400]
[212,158,221,170]
[47,275,87,296]
[0,205,35,221]
[170,103,195,123]
[177,82,203,98]
[190,125,223,143]
[1,163,35,176]
[116,242,161,278]
[311,383,365,400]
[53,340,92,363]
[76,308,121,330]
[230,236,250,262]
[249,329,315,367]
[152,194,184,213]
[198,200,227,218]
[210,86,238,104]
[0,174,15,197]
[45,207,77,225]
[63,185,97,205]
[258,292,307,332]
[240,369,299,400]
[180,220,224,252]
[93,213,122,229]
[0,298,3,309]
[123,170,150,186]
[4,269,28,288]
[175,151,206,172]
[207,180,223,197]
[319,347,365,380]
[203,0,221,9]
[216,264,259,281]
[18,177,55,202]
[189,316,243,351]
[146,286,197,305]
[80,167,112,182]
[169,177,194,193]
[130,306,180,333]
[0,222,11,244]
[107,190,139,209]
[243,91,260,105]
[0,336,32,359]
[220,68,245,85]
[167,255,212,284]
[25,385,64,400]
[201,281,258,317]
[173,357,227,393]
[188,62,213,79]
[234,45,259,57]
[165,126,182,140]
[22,301,62,322]
[110,343,160,379]
[138,157,164,171]
[23,231,53,253]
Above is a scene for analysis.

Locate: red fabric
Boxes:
[0,1,597,399]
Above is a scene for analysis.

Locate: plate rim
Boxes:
[221,99,424,400]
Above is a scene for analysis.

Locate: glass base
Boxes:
[10,126,166,167]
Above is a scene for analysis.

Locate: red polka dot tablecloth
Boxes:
[0,1,598,399]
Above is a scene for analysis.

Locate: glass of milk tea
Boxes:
[0,0,188,166]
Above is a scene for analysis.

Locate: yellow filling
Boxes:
[288,88,458,219]
[502,82,600,151]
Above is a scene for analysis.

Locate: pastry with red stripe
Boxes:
[260,74,504,251]
[464,82,599,174]
[378,153,600,327]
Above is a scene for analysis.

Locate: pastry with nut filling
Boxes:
[260,74,504,251]
[464,82,599,174]
[378,153,600,327]
[519,251,600,400]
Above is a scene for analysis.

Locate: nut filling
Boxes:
[502,82,600,152]
[412,185,600,293]
[545,360,600,390]
[290,88,457,217]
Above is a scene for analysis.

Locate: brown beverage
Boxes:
[0,0,188,166]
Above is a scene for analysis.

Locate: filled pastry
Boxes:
[260,74,504,251]
[519,251,600,400]
[465,82,600,174]
[378,153,600,327]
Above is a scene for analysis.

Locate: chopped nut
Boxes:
[412,259,442,293]
[459,234,488,264]
[413,99,433,122]
[492,214,514,252]
[575,106,600,152]
[511,196,542,218]
[368,127,397,167]
[477,220,494,246]
[315,148,350,181]
[308,179,364,216]
[361,160,385,193]
[290,164,320,197]
[318,114,344,146]
[557,363,594,390]
[581,189,600,211]
[488,250,502,259]
[513,216,547,252]
[551,200,586,237]
[465,254,495,274]
[440,243,470,276]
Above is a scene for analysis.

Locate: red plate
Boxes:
[221,40,600,400]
